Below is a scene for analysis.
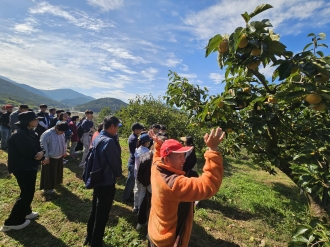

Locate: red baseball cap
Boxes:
[160,139,193,158]
[5,104,13,109]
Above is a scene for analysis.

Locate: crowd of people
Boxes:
[0,103,225,247]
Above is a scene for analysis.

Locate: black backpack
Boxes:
[82,136,108,189]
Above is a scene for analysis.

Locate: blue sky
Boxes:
[0,0,329,102]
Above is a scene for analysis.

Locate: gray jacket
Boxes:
[9,110,20,130]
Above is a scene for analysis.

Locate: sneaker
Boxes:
[0,220,31,232]
[136,222,147,231]
[132,207,139,214]
[26,212,39,220]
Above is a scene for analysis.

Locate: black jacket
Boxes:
[0,112,11,128]
[7,127,44,173]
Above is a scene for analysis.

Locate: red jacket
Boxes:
[69,121,79,142]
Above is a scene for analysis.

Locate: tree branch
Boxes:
[249,69,276,94]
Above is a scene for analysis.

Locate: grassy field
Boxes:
[0,139,309,247]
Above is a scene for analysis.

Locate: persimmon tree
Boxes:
[165,3,330,231]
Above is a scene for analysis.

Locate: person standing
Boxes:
[68,116,79,158]
[49,108,56,119]
[122,122,144,203]
[79,110,95,168]
[36,104,50,139]
[49,109,64,128]
[147,127,225,247]
[0,111,44,232]
[9,104,29,132]
[0,105,14,150]
[133,134,152,213]
[180,136,198,174]
[40,121,68,194]
[84,116,123,247]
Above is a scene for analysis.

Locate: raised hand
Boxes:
[204,127,226,151]
[148,130,164,146]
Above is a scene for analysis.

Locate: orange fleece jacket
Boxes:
[148,142,223,247]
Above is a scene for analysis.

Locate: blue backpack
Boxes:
[82,136,109,189]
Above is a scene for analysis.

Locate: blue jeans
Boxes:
[122,163,135,201]
[1,126,11,149]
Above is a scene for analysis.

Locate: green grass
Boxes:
[0,140,309,246]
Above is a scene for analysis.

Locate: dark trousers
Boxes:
[4,170,37,225]
[137,190,151,224]
[86,184,116,247]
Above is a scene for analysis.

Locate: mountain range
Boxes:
[0,76,127,112]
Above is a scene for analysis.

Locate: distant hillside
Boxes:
[0,78,67,109]
[60,97,95,107]
[11,82,50,98]
[41,89,95,102]
[74,97,127,113]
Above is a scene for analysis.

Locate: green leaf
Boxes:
[249,4,273,19]
[307,33,316,37]
[268,41,287,56]
[293,226,310,237]
[318,43,329,48]
[277,61,292,80]
[249,19,272,30]
[241,12,250,23]
[272,67,279,81]
[316,51,324,57]
[303,43,313,51]
[284,90,308,100]
[205,34,222,58]
[293,153,306,161]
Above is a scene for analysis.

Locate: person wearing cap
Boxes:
[147,127,225,247]
[84,115,123,247]
[39,121,69,194]
[0,111,45,232]
[132,133,152,213]
[122,122,144,203]
[9,104,29,132]
[36,104,50,139]
[0,105,14,150]
[79,110,95,168]
[180,136,198,175]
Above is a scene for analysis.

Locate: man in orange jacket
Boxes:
[147,127,225,247]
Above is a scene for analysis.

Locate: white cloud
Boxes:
[87,0,124,12]
[141,67,158,81]
[29,2,114,31]
[209,73,223,84]
[183,0,330,40]
[179,73,197,79]
[180,64,189,71]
